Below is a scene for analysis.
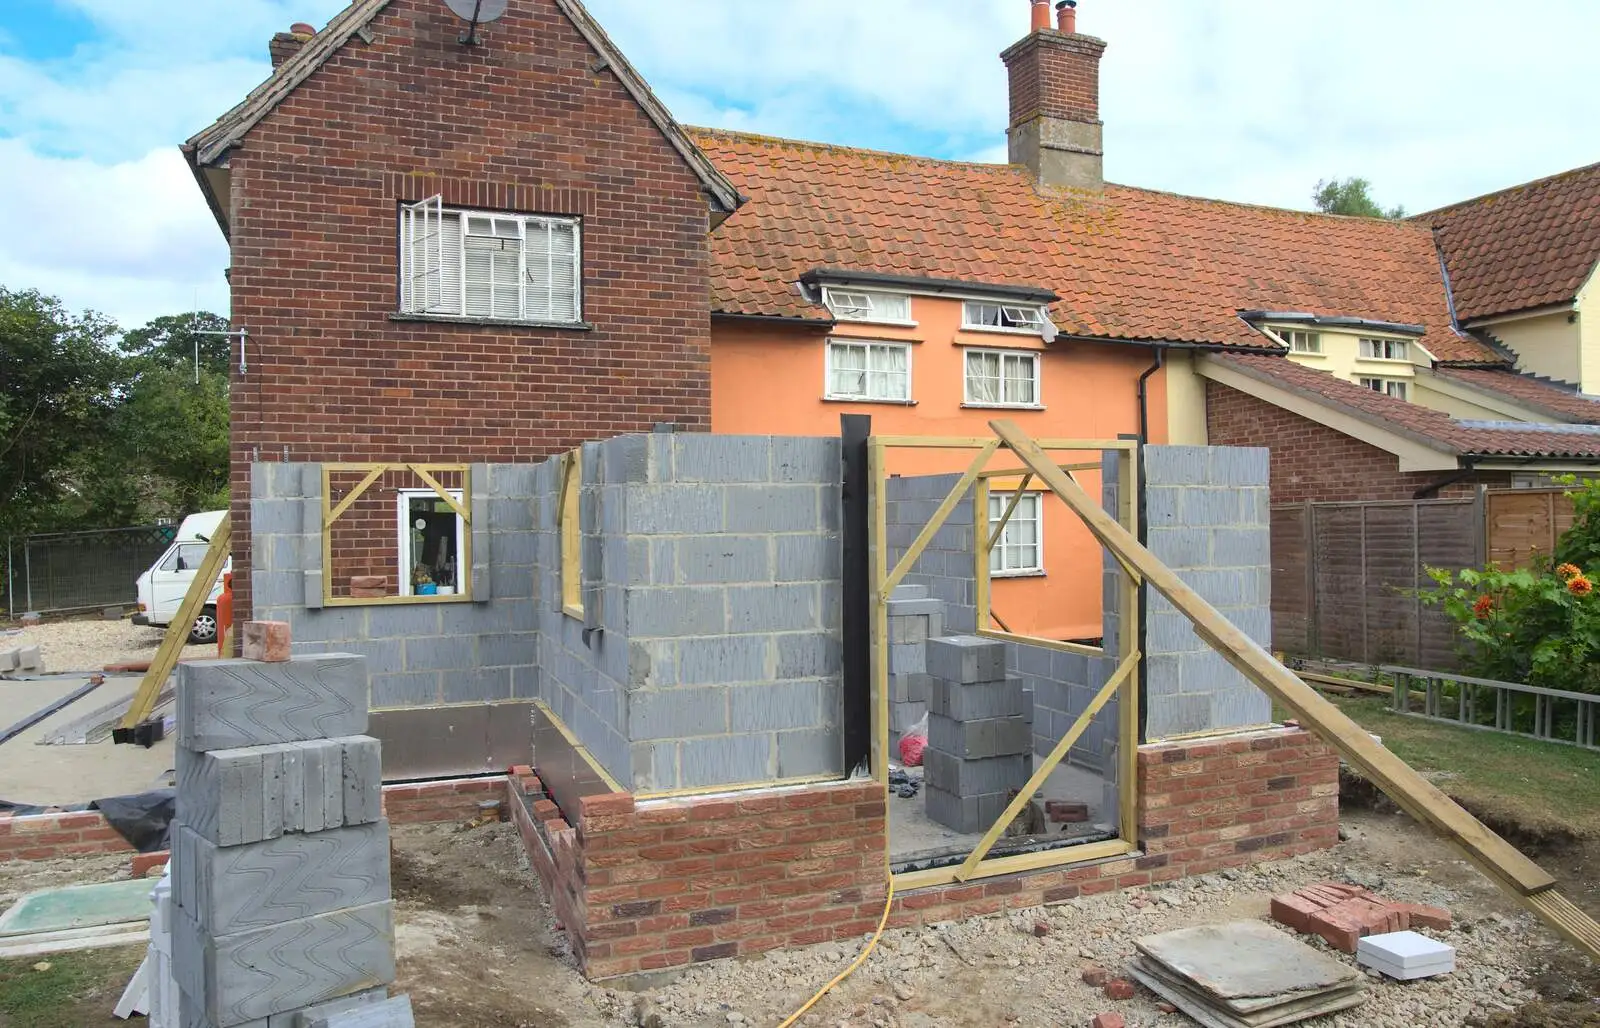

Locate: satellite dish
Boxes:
[443,0,507,45]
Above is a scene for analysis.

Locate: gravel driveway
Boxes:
[2,617,217,675]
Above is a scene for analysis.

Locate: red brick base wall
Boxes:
[512,728,1340,979]
[381,776,508,825]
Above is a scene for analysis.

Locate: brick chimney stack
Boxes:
[269,22,316,68]
[1001,0,1107,192]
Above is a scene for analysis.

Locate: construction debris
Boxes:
[1270,881,1450,952]
[0,644,44,674]
[1356,930,1456,981]
[1128,921,1367,1028]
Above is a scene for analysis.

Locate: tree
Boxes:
[119,312,232,372]
[1312,177,1407,220]
[0,288,122,538]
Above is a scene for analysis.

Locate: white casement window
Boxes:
[1359,377,1408,400]
[399,196,581,324]
[988,493,1043,575]
[825,340,911,402]
[823,288,912,325]
[397,489,465,597]
[1359,337,1409,361]
[1280,329,1322,354]
[965,349,1040,407]
[963,301,1048,333]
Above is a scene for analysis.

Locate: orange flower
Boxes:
[1558,563,1583,581]
[1473,595,1494,617]
[1569,575,1594,597]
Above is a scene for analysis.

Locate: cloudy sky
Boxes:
[1,0,1597,330]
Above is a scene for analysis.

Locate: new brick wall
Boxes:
[224,0,715,626]
[1205,383,1509,503]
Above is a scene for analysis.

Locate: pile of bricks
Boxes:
[886,585,942,734]
[0,643,43,674]
[923,636,1032,833]
[1271,882,1451,953]
[170,623,411,1026]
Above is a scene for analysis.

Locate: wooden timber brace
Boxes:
[989,418,1600,960]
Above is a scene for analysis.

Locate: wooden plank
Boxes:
[326,465,387,525]
[974,480,992,634]
[985,474,1035,552]
[874,436,1136,451]
[975,629,1103,658]
[978,462,1101,479]
[408,464,470,524]
[955,651,1138,880]
[882,440,999,597]
[892,839,1136,891]
[988,417,1559,897]
[119,516,232,732]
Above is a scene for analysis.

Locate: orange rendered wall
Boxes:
[711,296,1169,640]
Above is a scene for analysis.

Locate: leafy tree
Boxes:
[1312,177,1407,220]
[119,311,231,372]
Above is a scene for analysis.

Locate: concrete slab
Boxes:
[0,676,175,806]
[0,878,155,936]
[1135,921,1362,1005]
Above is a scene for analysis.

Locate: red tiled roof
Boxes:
[695,129,1502,363]
[1212,353,1600,460]
[1432,367,1600,425]
[1416,162,1600,322]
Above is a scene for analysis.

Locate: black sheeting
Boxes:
[0,789,175,853]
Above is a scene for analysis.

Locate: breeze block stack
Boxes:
[923,635,1032,833]
[170,625,412,1028]
[887,584,943,735]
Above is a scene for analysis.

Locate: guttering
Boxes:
[1413,461,1476,499]
[1237,310,1427,337]
[799,268,1059,304]
[711,310,836,329]
[1136,348,1166,446]
[1060,335,1235,352]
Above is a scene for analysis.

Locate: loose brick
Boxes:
[1392,902,1452,931]
[1104,979,1136,1000]
[1092,1015,1126,1028]
[1081,965,1110,987]
[1270,893,1322,934]
[241,620,292,661]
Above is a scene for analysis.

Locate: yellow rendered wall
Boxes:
[1162,351,1209,444]
[1578,266,1599,393]
[1408,377,1544,421]
[1281,327,1420,393]
[1487,311,1581,386]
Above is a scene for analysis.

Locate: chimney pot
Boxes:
[1030,0,1052,33]
[1056,0,1077,34]
[290,22,316,36]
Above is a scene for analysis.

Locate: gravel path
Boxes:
[2,617,215,675]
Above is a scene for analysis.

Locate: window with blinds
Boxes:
[399,196,582,324]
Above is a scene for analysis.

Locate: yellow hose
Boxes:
[775,877,897,1028]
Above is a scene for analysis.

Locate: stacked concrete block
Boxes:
[172,650,403,1028]
[882,475,978,636]
[0,644,43,673]
[887,584,943,735]
[923,636,1032,833]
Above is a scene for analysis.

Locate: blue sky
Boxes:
[1,0,1598,329]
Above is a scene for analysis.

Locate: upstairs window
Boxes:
[964,302,1047,333]
[965,349,1040,407]
[825,340,911,402]
[988,493,1043,575]
[1360,377,1408,400]
[399,196,582,324]
[823,288,912,324]
[1359,337,1409,361]
[1280,329,1322,354]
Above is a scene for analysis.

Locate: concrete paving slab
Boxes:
[1136,921,1362,1005]
[0,676,175,806]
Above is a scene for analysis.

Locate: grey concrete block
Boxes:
[302,571,326,609]
[443,667,512,703]
[628,687,727,741]
[924,787,1011,835]
[252,498,302,537]
[724,486,819,532]
[625,586,726,637]
[341,737,383,827]
[512,664,543,700]
[173,821,390,936]
[368,673,440,709]
[891,614,930,645]
[905,672,933,702]
[727,584,818,632]
[676,635,768,686]
[173,900,395,1026]
[677,536,771,584]
[1210,445,1270,487]
[888,584,928,602]
[776,728,843,779]
[305,995,414,1028]
[927,715,1030,760]
[302,740,328,832]
[476,632,535,668]
[889,701,927,735]
[178,655,367,753]
[625,485,726,534]
[285,989,390,1028]
[775,533,840,582]
[602,435,650,485]
[922,750,1029,797]
[1143,446,1210,485]
[674,435,771,483]
[490,564,533,602]
[772,437,839,484]
[730,679,834,733]
[889,642,926,674]
[1144,485,1179,528]
[886,597,942,617]
[364,604,440,639]
[774,632,841,679]
[678,733,773,787]
[1181,488,1245,527]
[1212,527,1270,567]
[290,609,366,644]
[401,635,474,673]
[926,635,1007,684]
[1147,527,1211,569]
[927,675,1026,721]
[1146,693,1213,739]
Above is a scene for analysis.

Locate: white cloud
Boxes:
[1,0,1598,326]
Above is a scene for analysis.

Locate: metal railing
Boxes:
[3,524,177,616]
[1383,665,1600,751]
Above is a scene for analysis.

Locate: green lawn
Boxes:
[1320,694,1600,840]
[0,946,145,1028]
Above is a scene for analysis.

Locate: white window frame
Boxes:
[399,196,582,324]
[822,287,914,326]
[988,492,1044,576]
[962,301,1049,335]
[1358,337,1409,361]
[397,488,466,597]
[963,348,1041,408]
[1359,377,1408,400]
[824,339,912,402]
[1278,328,1323,354]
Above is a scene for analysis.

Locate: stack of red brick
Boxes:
[1271,882,1451,953]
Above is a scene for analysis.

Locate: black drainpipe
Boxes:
[1413,460,1476,500]
[1133,348,1166,743]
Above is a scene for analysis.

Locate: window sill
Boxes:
[960,325,1046,337]
[833,318,919,329]
[1355,356,1411,366]
[822,397,918,406]
[391,313,595,331]
[563,603,586,621]
[1287,350,1327,359]
[990,569,1046,579]
[962,403,1046,411]
[325,594,474,608]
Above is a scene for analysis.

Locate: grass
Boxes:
[0,946,145,1028]
[1319,694,1600,840]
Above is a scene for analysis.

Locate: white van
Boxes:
[132,510,230,644]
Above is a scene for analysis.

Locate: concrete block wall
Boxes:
[1142,445,1274,739]
[250,462,541,712]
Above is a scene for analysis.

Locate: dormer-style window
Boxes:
[1359,338,1409,361]
[399,196,582,325]
[1360,377,1408,400]
[823,288,912,325]
[964,301,1048,334]
[1279,329,1322,354]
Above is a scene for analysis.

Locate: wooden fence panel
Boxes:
[1270,504,1311,655]
[1486,489,1576,569]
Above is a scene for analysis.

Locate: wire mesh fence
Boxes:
[3,524,178,617]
